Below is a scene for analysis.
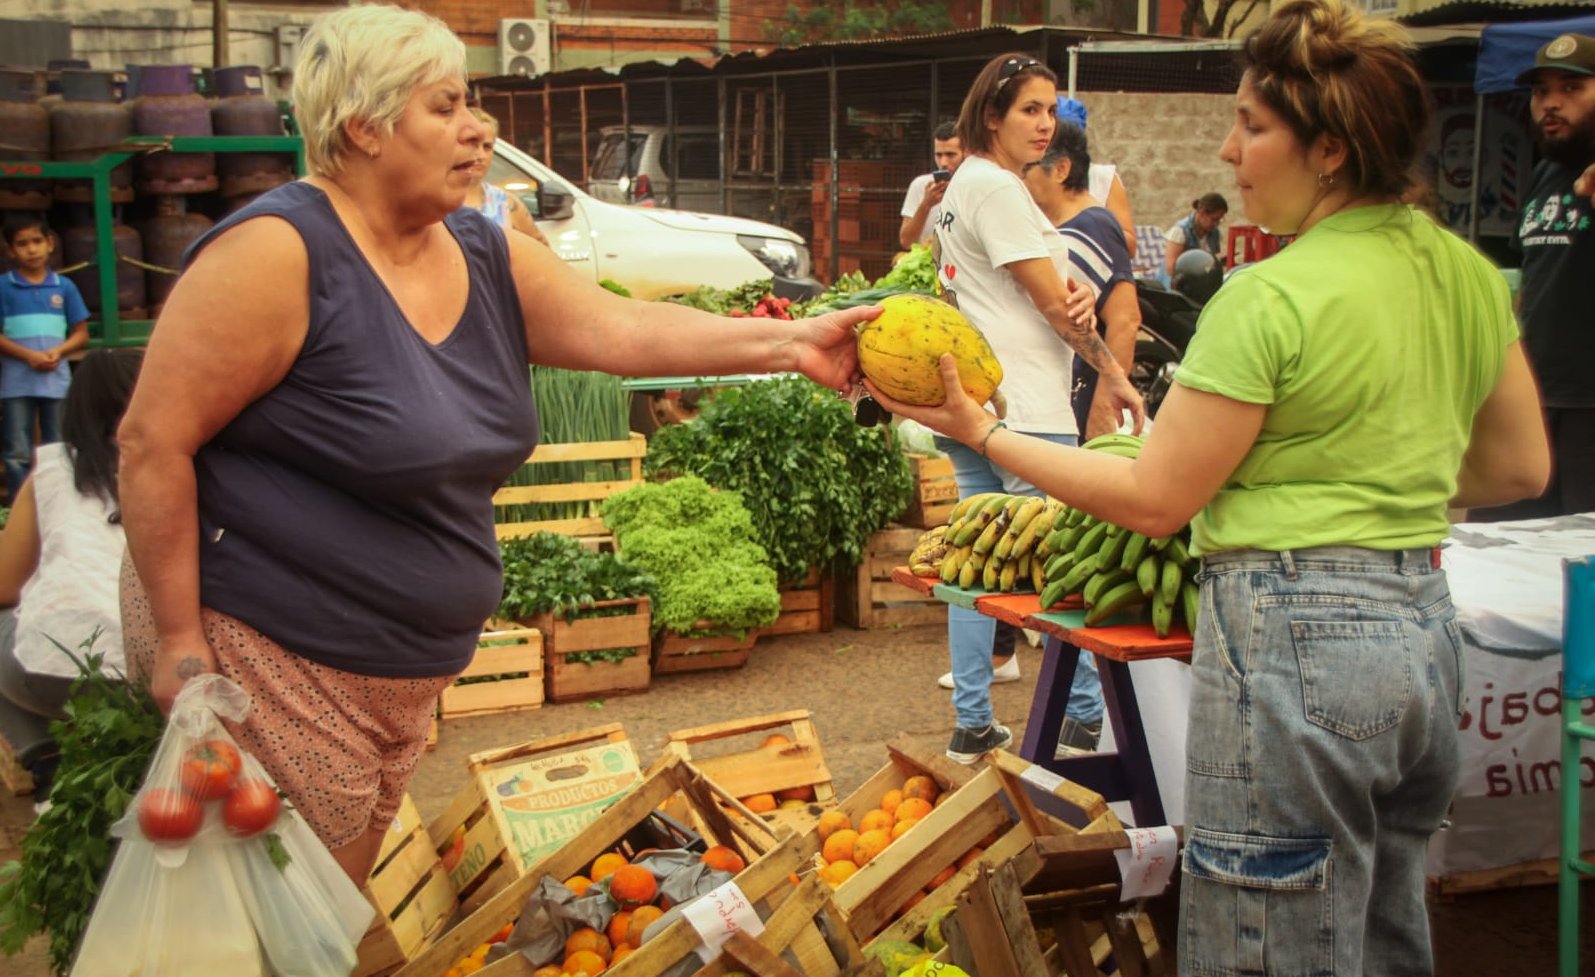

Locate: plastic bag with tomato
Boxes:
[70,674,372,977]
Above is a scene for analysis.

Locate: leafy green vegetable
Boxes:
[497,532,659,622]
[643,377,913,582]
[601,477,780,636]
[662,278,775,316]
[0,640,162,974]
[598,279,632,298]
[498,368,632,527]
[877,243,938,291]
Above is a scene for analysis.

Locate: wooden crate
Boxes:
[938,858,1050,977]
[397,755,866,977]
[653,625,759,674]
[524,597,651,703]
[657,710,838,834]
[899,453,957,529]
[795,737,1123,960]
[439,624,544,719]
[0,730,34,795]
[836,525,947,630]
[762,566,835,638]
[1429,850,1595,899]
[355,793,460,977]
[492,432,646,539]
[427,725,643,915]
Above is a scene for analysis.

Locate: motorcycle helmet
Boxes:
[1170,249,1223,305]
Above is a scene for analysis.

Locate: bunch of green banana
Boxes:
[1029,432,1203,637]
[933,493,1064,594]
[907,525,951,577]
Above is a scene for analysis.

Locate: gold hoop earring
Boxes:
[1318,171,1335,189]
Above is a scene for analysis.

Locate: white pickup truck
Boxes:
[488,140,821,301]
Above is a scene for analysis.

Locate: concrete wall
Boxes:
[1079,90,1243,242]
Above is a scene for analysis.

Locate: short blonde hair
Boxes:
[470,107,500,141]
[293,4,466,176]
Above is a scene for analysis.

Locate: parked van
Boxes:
[487,138,819,301]
[588,124,722,212]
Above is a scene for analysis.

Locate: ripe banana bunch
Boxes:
[908,525,951,577]
[931,493,1065,593]
[1030,432,1202,637]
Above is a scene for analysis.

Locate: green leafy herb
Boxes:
[601,477,781,636]
[597,279,632,298]
[0,640,162,974]
[497,532,659,622]
[644,377,913,582]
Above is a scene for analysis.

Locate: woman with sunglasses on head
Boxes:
[875,1,1549,970]
[462,107,549,245]
[929,52,1145,765]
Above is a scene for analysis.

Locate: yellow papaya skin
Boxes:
[855,293,1003,406]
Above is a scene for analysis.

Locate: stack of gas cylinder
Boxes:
[0,62,294,322]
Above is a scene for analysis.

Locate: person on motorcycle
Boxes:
[1161,192,1228,285]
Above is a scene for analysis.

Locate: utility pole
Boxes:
[214,0,230,67]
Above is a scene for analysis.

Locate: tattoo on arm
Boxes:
[1064,325,1121,376]
[175,656,210,680]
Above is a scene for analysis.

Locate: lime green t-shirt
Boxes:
[1176,204,1516,556]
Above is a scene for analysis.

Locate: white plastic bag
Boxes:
[71,674,372,977]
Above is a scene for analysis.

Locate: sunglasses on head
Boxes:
[996,57,1044,92]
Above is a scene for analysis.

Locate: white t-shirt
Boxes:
[14,443,126,678]
[900,173,940,244]
[1088,163,1117,207]
[933,155,1079,436]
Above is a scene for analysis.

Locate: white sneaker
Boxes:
[938,655,1021,689]
[1023,628,1043,648]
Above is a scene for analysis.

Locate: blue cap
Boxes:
[1057,96,1088,130]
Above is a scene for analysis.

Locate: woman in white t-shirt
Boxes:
[930,52,1145,765]
[0,348,142,786]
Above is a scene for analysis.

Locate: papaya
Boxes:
[865,939,934,977]
[856,293,1003,407]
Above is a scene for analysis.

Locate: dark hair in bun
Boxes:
[1240,0,1428,198]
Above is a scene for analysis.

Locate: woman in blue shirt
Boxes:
[1162,192,1228,284]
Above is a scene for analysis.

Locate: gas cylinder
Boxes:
[211,65,292,198]
[50,70,134,204]
[131,64,216,194]
[0,68,53,210]
[62,214,147,319]
[139,195,211,313]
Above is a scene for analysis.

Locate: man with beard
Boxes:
[1494,34,1595,517]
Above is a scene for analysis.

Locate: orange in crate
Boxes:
[701,844,746,874]
[608,864,656,908]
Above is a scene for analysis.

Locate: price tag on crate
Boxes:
[1114,824,1178,900]
[681,879,765,963]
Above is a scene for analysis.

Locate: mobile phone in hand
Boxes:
[932,169,952,183]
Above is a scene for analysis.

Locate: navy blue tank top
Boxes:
[184,182,539,677]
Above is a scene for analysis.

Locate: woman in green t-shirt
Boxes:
[868,0,1550,972]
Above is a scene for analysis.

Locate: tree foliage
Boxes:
[767,1,954,47]
[1180,0,1269,37]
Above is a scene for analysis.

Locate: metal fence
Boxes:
[477,30,1244,284]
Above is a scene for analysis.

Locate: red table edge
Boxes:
[890,565,1193,663]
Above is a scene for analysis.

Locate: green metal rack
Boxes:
[0,134,305,347]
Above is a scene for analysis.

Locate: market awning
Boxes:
[1475,10,1595,91]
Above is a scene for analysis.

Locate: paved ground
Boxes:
[2,620,1589,974]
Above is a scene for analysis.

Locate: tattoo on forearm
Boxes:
[175,656,210,680]
[1065,326,1120,376]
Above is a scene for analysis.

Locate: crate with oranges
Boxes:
[397,752,867,977]
[799,735,1119,959]
[654,710,837,836]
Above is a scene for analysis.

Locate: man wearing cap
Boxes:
[1500,33,1595,517]
[898,121,966,250]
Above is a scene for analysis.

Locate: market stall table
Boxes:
[891,568,1191,828]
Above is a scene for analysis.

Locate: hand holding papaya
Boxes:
[864,353,998,450]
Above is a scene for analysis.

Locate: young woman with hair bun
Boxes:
[866,1,1549,970]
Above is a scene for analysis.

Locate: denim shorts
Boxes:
[1180,546,1464,977]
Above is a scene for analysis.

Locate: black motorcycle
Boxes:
[1132,249,1225,417]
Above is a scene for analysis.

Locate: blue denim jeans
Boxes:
[3,397,62,501]
[1180,546,1465,977]
[937,433,1101,729]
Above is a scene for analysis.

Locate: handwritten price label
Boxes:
[1113,825,1178,901]
[681,879,764,963]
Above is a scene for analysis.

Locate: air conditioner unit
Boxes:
[498,18,551,78]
